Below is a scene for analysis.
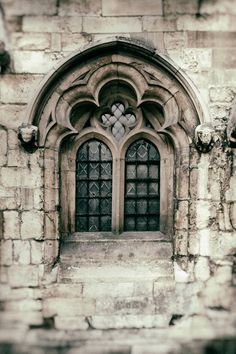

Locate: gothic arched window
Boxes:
[124,139,160,231]
[76,140,112,232]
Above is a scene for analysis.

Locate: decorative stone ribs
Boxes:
[100,102,136,141]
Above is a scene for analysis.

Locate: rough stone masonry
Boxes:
[0,1,236,353]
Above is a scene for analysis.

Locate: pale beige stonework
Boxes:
[0,0,236,353]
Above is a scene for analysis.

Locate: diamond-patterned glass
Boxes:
[124,139,160,231]
[101,102,136,141]
[76,140,112,232]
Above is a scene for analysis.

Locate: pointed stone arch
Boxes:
[24,37,209,270]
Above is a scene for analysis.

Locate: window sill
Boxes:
[66,231,171,242]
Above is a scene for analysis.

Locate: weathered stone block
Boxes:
[54,315,89,330]
[8,265,39,287]
[30,240,44,264]
[213,264,232,284]
[175,201,188,230]
[61,33,88,52]
[11,32,51,50]
[3,0,57,16]
[209,86,236,103]
[23,16,82,33]
[4,299,42,312]
[83,16,142,33]
[209,232,236,259]
[174,231,188,255]
[168,48,212,73]
[44,284,83,298]
[0,129,7,166]
[164,31,187,50]
[13,51,57,74]
[199,229,210,257]
[0,75,43,104]
[0,104,26,129]
[194,256,210,282]
[175,282,205,314]
[44,212,58,239]
[0,240,12,265]
[0,287,41,301]
[44,240,59,265]
[102,0,162,16]
[13,240,30,265]
[96,296,155,315]
[213,48,236,69]
[43,298,96,317]
[89,314,171,329]
[177,14,234,31]
[196,200,211,229]
[21,211,44,240]
[143,16,176,32]
[3,211,20,239]
[51,33,61,52]
[59,0,101,16]
[202,277,234,309]
[0,311,43,327]
[187,31,236,48]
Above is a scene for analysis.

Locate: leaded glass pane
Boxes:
[124,139,160,231]
[76,140,112,232]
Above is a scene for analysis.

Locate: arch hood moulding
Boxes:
[25,37,209,148]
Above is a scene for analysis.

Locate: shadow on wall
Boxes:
[0,337,236,354]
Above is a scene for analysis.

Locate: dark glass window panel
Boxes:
[77,199,87,215]
[125,216,135,231]
[101,181,112,197]
[149,199,159,212]
[100,216,112,231]
[76,216,87,231]
[77,163,87,178]
[136,216,148,231]
[76,140,112,232]
[100,199,112,214]
[149,165,159,178]
[126,182,136,196]
[137,199,148,214]
[124,139,160,231]
[125,199,136,214]
[101,163,112,179]
[137,164,148,179]
[149,182,159,195]
[88,198,99,214]
[77,181,87,197]
[89,163,100,178]
[126,164,136,179]
[89,182,100,197]
[88,216,99,231]
[137,182,147,196]
[148,216,159,231]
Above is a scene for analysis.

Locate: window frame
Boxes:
[60,129,174,237]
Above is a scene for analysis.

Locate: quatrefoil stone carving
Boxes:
[100,102,136,141]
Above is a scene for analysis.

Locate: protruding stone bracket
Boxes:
[194,123,217,153]
[18,124,38,153]
[0,40,10,74]
[227,100,236,148]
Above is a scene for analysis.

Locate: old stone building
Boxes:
[0,0,236,353]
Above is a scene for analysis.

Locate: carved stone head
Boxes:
[18,124,38,153]
[195,123,215,153]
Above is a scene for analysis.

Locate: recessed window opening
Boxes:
[76,139,112,232]
[124,139,160,231]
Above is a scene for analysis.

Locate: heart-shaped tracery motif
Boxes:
[100,102,136,141]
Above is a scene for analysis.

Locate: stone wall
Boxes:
[0,0,236,353]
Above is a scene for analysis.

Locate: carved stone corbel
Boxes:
[227,101,236,148]
[18,124,38,153]
[194,123,216,153]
